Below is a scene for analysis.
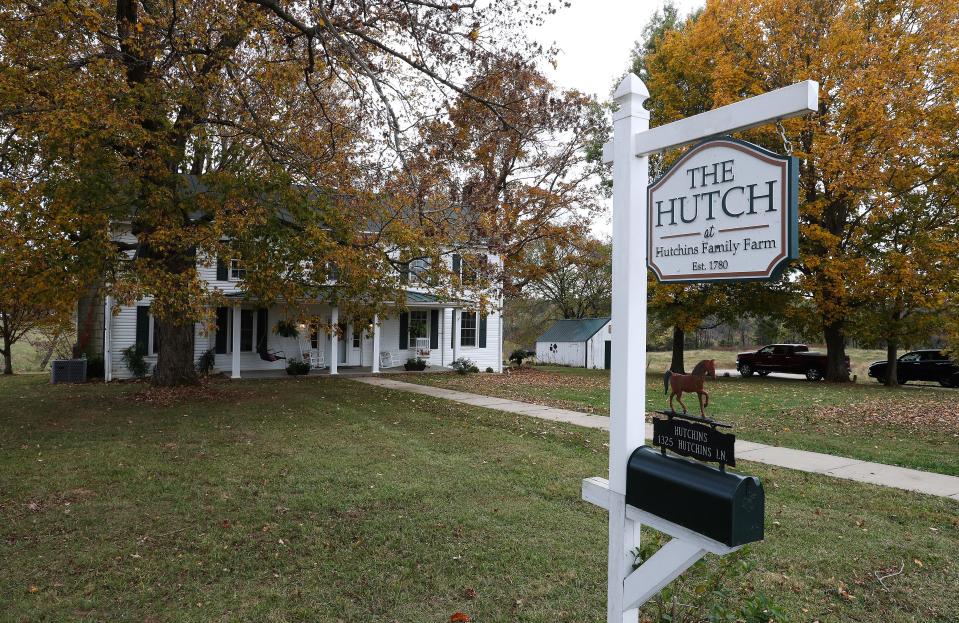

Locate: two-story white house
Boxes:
[77,232,504,380]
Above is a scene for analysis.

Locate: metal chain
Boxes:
[776,120,794,155]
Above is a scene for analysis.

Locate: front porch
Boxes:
[236,365,453,379]
[214,292,486,380]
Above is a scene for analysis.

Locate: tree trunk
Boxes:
[152,317,198,386]
[823,320,849,382]
[670,325,685,374]
[1,322,12,374]
[885,339,898,387]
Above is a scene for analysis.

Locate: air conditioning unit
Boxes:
[51,359,87,384]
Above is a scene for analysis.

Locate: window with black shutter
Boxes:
[256,309,268,354]
[135,306,150,355]
[429,310,439,349]
[216,258,228,281]
[215,307,229,354]
[240,310,254,351]
[398,312,409,349]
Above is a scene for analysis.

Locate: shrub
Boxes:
[286,358,311,375]
[121,345,150,379]
[485,366,494,373]
[509,348,528,367]
[85,356,104,380]
[405,357,427,371]
[451,357,479,375]
[197,349,216,376]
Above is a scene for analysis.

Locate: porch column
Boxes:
[440,307,447,367]
[103,295,113,382]
[371,313,381,373]
[231,303,241,379]
[329,306,338,375]
[452,308,460,363]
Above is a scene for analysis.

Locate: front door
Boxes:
[349,324,362,366]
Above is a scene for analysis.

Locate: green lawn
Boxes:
[1,374,957,622]
[395,366,959,476]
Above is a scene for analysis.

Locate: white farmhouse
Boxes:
[534,318,611,369]
[76,237,504,380]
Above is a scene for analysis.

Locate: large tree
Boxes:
[858,180,959,386]
[1,1,585,385]
[646,0,959,381]
[523,238,611,320]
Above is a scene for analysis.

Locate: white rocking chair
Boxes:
[415,337,431,358]
[379,351,394,370]
[302,348,325,370]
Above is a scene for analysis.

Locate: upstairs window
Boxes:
[230,259,246,280]
[410,257,431,284]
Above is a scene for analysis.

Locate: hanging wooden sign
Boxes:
[652,412,736,467]
[647,138,798,283]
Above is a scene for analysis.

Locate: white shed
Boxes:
[535,317,612,369]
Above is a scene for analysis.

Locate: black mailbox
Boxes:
[626,446,764,547]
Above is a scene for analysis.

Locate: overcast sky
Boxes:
[533,0,704,100]
[531,0,704,236]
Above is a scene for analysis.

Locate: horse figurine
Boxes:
[664,359,717,416]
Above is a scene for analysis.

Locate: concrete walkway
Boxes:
[356,377,959,501]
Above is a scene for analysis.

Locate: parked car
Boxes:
[867,350,959,387]
[735,344,848,381]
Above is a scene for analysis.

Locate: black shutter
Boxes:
[215,307,228,354]
[399,312,408,349]
[452,254,461,277]
[216,257,228,281]
[256,308,268,354]
[429,309,439,349]
[451,311,455,348]
[479,313,487,348]
[135,306,150,355]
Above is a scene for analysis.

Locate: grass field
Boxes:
[1,374,957,622]
[395,366,959,476]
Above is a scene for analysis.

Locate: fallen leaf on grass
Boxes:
[450,612,471,622]
[837,583,856,601]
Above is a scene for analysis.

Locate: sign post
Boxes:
[585,74,817,622]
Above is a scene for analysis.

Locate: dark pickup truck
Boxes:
[736,344,848,381]
[868,350,959,387]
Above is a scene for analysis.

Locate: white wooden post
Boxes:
[607,73,650,623]
[231,304,241,379]
[586,78,818,618]
[452,308,460,363]
[103,295,113,382]
[371,313,381,373]
[329,306,339,375]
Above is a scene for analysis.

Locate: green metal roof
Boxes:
[405,291,442,304]
[536,317,610,343]
[404,290,472,306]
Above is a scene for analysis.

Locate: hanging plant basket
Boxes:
[275,320,299,338]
